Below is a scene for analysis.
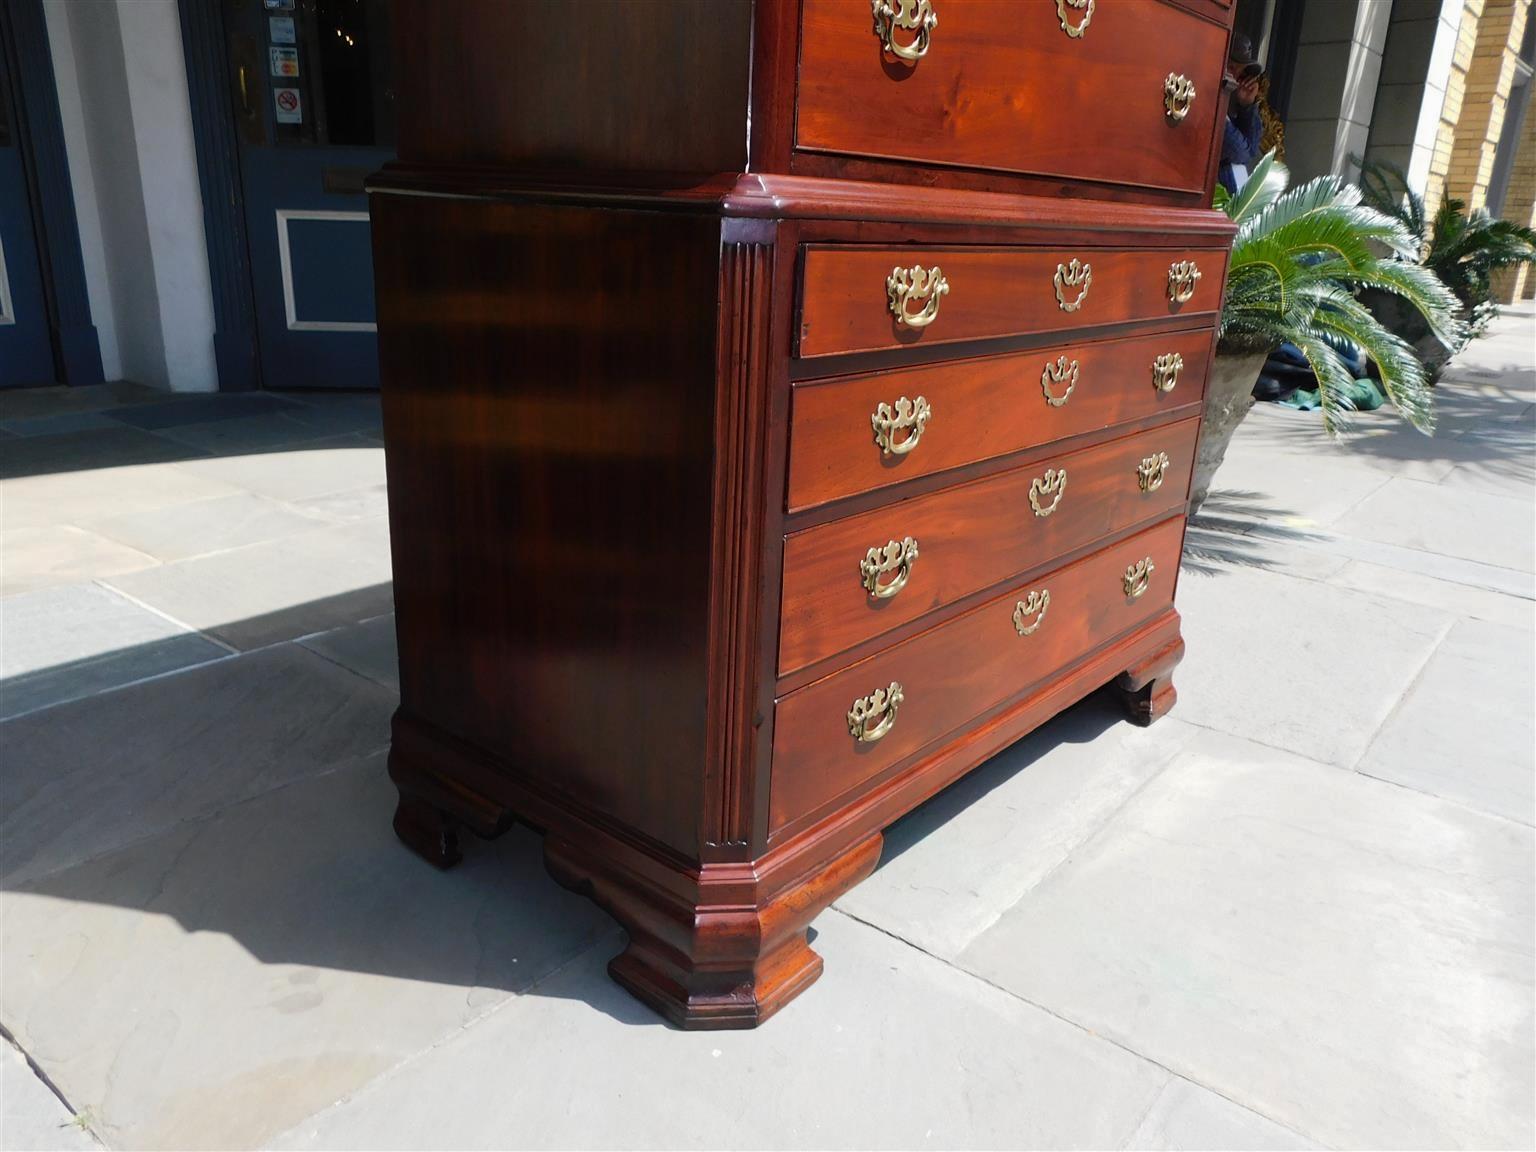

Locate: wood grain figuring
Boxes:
[798,245,1227,358]
[779,417,1199,675]
[787,327,1213,512]
[770,515,1188,833]
[795,0,1229,195]
[374,0,1236,1029]
[391,0,751,173]
[372,195,722,858]
[703,238,776,849]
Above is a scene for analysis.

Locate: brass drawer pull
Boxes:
[1167,260,1202,304]
[871,0,936,63]
[1152,352,1184,392]
[1056,0,1094,37]
[1137,452,1170,492]
[1040,356,1078,407]
[1053,258,1092,312]
[1164,73,1196,122]
[848,681,904,743]
[871,395,932,456]
[1123,557,1155,600]
[1029,467,1068,517]
[860,536,919,599]
[886,264,949,328]
[1013,589,1051,636]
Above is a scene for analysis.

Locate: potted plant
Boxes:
[1357,158,1536,380]
[1192,152,1463,513]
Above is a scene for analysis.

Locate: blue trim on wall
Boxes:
[178,0,259,391]
[1,0,104,387]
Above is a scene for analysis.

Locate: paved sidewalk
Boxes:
[1,307,1532,1150]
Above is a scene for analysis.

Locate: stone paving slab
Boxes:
[957,727,1536,1151]
[299,613,399,692]
[0,583,226,721]
[102,518,394,650]
[1,756,612,1152]
[272,910,1172,1152]
[835,696,1199,960]
[106,392,303,431]
[84,491,328,564]
[149,414,334,456]
[1331,476,1536,573]
[1329,558,1535,631]
[0,526,158,597]
[174,436,385,504]
[0,462,242,533]
[1356,617,1535,825]
[0,644,394,886]
[1174,563,1454,768]
[289,483,390,525]
[1,1041,97,1152]
[1198,447,1391,528]
[1122,1078,1319,1151]
[0,427,203,481]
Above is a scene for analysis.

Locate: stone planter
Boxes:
[1189,350,1270,516]
[1359,287,1456,383]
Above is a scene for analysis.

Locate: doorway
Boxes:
[0,27,59,388]
[222,0,394,390]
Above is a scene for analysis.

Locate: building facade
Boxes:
[1,0,1532,395]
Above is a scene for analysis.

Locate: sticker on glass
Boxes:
[269,16,296,44]
[273,87,302,124]
[270,46,299,78]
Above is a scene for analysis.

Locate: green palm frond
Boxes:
[1309,289,1435,433]
[1319,257,1465,347]
[1225,151,1287,224]
[1214,150,1466,436]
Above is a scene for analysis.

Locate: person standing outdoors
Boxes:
[1220,34,1264,195]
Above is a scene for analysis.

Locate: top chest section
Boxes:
[392,0,1235,208]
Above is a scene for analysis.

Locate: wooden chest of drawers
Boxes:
[372,0,1237,1029]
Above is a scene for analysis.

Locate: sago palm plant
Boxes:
[1358,157,1536,332]
[1216,152,1463,434]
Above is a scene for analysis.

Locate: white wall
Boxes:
[1365,0,1466,192]
[43,0,217,392]
[1284,0,1395,182]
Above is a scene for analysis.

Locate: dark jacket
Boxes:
[1219,102,1263,195]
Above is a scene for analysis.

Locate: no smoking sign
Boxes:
[274,87,302,124]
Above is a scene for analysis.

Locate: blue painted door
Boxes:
[0,43,56,388]
[226,0,393,390]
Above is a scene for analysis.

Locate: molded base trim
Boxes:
[386,610,1184,1028]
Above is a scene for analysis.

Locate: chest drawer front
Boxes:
[789,327,1211,512]
[779,416,1198,676]
[771,515,1186,834]
[798,246,1224,359]
[796,0,1228,195]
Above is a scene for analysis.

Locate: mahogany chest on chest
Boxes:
[370,0,1238,1028]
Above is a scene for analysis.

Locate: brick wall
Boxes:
[1443,0,1532,208]
[1424,0,1485,218]
[1490,104,1536,299]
